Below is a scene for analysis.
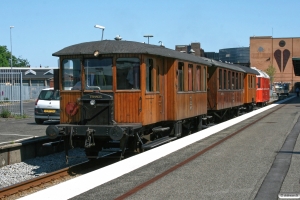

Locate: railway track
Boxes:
[0,153,127,200]
[0,98,287,200]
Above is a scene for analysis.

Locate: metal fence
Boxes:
[0,69,49,116]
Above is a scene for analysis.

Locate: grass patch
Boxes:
[0,109,13,118]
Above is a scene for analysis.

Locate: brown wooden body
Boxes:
[59,54,208,126]
[243,74,257,104]
[207,67,244,111]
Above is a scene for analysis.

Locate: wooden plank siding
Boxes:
[243,74,257,104]
[207,67,243,111]
[60,92,82,123]
[58,54,208,126]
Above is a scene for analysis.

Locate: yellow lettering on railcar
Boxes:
[90,95,102,99]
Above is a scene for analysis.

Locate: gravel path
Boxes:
[0,148,88,189]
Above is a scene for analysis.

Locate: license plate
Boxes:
[44,109,55,113]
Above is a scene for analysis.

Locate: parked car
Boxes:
[34,88,60,124]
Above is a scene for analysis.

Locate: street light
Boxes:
[10,26,14,102]
[94,25,105,41]
[143,35,153,44]
[10,26,14,69]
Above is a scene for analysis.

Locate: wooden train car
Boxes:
[46,40,212,159]
[205,60,245,121]
[251,67,270,106]
[238,65,260,110]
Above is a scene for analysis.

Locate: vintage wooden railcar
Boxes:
[46,40,212,159]
[251,67,270,106]
[205,60,244,122]
[238,65,260,110]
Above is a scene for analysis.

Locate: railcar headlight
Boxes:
[90,100,96,106]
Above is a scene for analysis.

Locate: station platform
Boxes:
[18,95,299,200]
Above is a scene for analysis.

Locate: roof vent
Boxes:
[114,35,122,41]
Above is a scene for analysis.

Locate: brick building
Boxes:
[250,36,300,89]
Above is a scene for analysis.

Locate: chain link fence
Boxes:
[0,69,49,116]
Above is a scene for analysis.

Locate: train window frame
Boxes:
[116,57,141,90]
[224,70,227,90]
[188,64,193,91]
[61,58,81,91]
[177,62,184,92]
[195,65,201,91]
[83,58,113,91]
[203,66,206,91]
[145,58,155,92]
[235,72,238,90]
[232,72,235,90]
[228,70,231,90]
[219,69,222,90]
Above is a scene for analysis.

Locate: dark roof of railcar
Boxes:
[236,65,260,75]
[203,59,245,72]
[53,40,212,66]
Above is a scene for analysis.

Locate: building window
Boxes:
[116,58,140,90]
[31,80,45,86]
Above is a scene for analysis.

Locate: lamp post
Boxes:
[10,26,14,69]
[94,25,105,41]
[10,26,14,102]
[143,35,153,44]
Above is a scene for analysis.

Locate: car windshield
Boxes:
[38,90,60,100]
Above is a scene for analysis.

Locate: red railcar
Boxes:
[251,67,270,106]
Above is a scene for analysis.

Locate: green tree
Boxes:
[265,64,276,84]
[0,45,30,67]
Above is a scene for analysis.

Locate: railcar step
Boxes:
[152,126,170,133]
[142,136,176,150]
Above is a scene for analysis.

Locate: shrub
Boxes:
[0,109,12,118]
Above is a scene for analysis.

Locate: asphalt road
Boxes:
[0,100,59,145]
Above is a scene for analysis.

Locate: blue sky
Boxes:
[1,0,299,68]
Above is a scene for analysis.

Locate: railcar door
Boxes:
[144,57,166,125]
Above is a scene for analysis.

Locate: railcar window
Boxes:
[228,71,231,90]
[232,72,235,89]
[188,64,193,91]
[235,73,238,89]
[219,69,222,90]
[84,58,113,90]
[241,73,244,89]
[203,67,206,91]
[224,70,227,90]
[178,62,184,91]
[146,58,154,92]
[258,77,261,88]
[116,58,140,90]
[196,66,201,91]
[62,59,81,90]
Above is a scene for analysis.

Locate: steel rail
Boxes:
[0,161,88,199]
[115,104,286,200]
